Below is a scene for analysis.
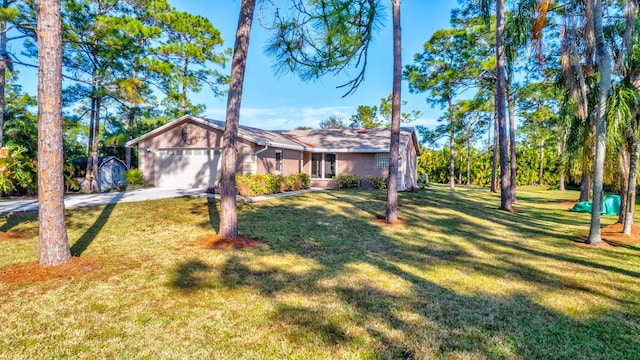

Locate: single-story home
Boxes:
[126,115,420,190]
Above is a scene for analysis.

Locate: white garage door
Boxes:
[156,149,221,188]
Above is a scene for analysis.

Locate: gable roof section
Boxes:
[126,114,419,154]
[280,127,418,154]
[125,115,304,150]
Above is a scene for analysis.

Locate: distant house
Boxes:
[126,115,420,190]
[74,156,129,192]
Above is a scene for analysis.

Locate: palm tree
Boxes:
[586,0,613,245]
[37,0,71,265]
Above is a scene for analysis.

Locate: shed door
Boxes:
[156,149,221,188]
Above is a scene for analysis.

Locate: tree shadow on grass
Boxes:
[169,188,640,358]
[70,198,121,256]
[171,259,212,292]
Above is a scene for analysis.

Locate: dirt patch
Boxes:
[372,217,408,226]
[601,223,640,245]
[0,257,103,285]
[199,234,264,249]
[575,223,640,248]
[0,230,30,242]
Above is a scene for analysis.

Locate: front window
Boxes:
[311,153,322,178]
[311,153,336,179]
[375,153,389,168]
[275,150,283,174]
[324,153,336,178]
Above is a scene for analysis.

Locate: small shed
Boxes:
[97,156,128,192]
[73,156,129,192]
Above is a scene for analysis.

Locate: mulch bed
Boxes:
[0,257,103,285]
[372,217,408,226]
[576,223,640,248]
[600,223,640,245]
[0,230,30,242]
[199,235,264,249]
[549,200,577,206]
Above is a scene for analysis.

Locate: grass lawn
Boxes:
[1,185,639,359]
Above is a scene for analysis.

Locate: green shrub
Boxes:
[236,175,252,197]
[125,169,145,185]
[283,175,299,191]
[366,176,387,189]
[236,173,282,197]
[336,173,361,189]
[0,146,37,196]
[263,174,282,194]
[297,173,311,189]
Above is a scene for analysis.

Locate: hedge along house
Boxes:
[126,115,420,190]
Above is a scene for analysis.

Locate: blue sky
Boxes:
[171,0,459,130]
[11,1,459,131]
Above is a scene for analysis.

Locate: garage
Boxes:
[156,149,221,188]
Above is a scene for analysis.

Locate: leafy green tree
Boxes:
[405,18,491,191]
[319,115,348,129]
[151,9,230,117]
[349,104,383,129]
[517,81,562,185]
[349,94,420,129]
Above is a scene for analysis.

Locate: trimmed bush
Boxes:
[366,176,387,190]
[125,169,145,185]
[235,172,311,197]
[336,173,361,189]
[236,174,283,197]
[297,173,311,189]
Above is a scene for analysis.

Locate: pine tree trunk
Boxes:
[491,113,498,193]
[466,129,471,186]
[219,0,255,239]
[507,69,517,202]
[618,148,630,224]
[0,1,7,149]
[448,97,455,191]
[559,132,567,191]
[385,0,401,222]
[181,58,188,114]
[82,93,100,192]
[624,135,638,235]
[496,0,512,212]
[579,172,590,202]
[538,140,545,185]
[37,0,71,266]
[587,0,611,245]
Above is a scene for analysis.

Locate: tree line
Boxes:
[0,0,229,195]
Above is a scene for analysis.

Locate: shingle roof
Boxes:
[126,115,418,154]
[279,127,416,153]
[202,119,303,149]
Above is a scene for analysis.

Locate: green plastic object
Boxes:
[602,195,621,216]
[570,195,621,216]
[571,201,593,214]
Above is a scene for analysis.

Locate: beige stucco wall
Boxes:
[137,121,255,185]
[338,153,387,188]
[256,147,303,176]
[401,140,418,190]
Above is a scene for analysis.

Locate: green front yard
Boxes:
[1,186,639,359]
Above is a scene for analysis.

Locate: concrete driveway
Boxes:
[0,187,324,215]
[0,187,204,215]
